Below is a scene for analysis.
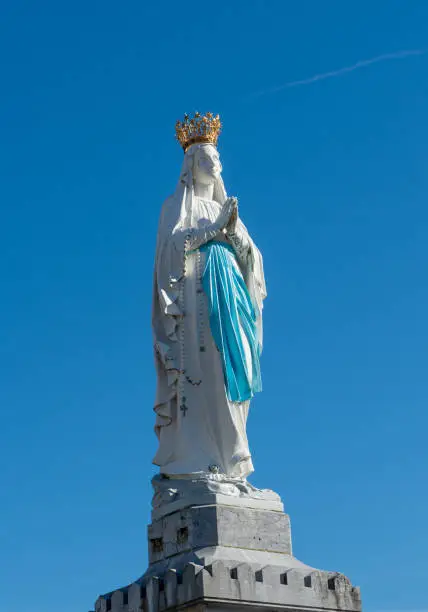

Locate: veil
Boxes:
[172,143,228,233]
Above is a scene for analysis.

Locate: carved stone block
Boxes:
[148,504,292,565]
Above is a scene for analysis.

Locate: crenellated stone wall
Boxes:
[94,559,361,612]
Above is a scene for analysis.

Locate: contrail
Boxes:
[251,49,426,97]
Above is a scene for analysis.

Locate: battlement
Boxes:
[94,559,361,612]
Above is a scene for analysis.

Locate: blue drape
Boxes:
[199,241,262,402]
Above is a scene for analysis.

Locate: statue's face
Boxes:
[193,144,222,185]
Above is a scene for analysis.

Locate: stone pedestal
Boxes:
[148,504,292,568]
[93,496,361,612]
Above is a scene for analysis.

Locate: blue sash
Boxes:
[199,240,262,402]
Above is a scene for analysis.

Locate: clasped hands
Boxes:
[217,197,238,235]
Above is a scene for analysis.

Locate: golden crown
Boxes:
[175,112,221,152]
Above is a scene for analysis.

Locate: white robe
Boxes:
[152,168,266,478]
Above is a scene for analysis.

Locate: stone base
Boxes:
[151,475,283,521]
[148,504,291,567]
[93,502,361,612]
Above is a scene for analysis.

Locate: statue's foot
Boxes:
[151,472,283,520]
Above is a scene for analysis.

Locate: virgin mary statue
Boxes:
[152,113,266,481]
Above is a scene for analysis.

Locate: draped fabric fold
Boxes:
[200,241,262,402]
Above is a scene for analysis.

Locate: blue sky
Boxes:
[1,1,427,611]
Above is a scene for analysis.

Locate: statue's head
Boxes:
[175,112,226,203]
[191,144,222,186]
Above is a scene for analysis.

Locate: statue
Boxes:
[151,112,267,495]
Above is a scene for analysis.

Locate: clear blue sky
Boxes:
[1,2,427,611]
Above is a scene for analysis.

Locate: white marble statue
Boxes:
[152,113,267,486]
